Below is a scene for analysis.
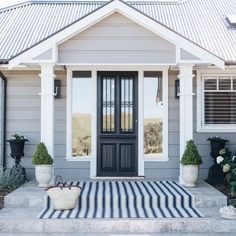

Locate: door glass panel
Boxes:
[102,76,115,132]
[72,78,92,157]
[144,74,163,155]
[121,77,133,132]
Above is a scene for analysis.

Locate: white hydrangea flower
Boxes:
[219,149,226,155]
[223,164,231,173]
[216,156,224,164]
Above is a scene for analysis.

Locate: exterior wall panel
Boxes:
[3,71,90,180]
[3,69,236,180]
[58,13,176,64]
[145,71,236,180]
[0,79,2,165]
[180,49,200,60]
[33,49,53,60]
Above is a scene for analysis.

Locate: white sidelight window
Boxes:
[143,71,164,158]
[199,74,236,131]
[71,71,92,157]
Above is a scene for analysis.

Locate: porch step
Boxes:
[0,234,235,236]
[4,180,227,209]
[4,181,45,208]
[0,207,235,233]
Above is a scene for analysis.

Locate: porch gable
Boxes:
[58,13,176,65]
[8,0,225,69]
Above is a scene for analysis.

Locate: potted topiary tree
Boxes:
[32,143,53,187]
[181,140,202,187]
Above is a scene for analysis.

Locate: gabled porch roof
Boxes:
[0,0,229,68]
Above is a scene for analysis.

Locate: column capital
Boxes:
[177,63,195,80]
[39,63,56,78]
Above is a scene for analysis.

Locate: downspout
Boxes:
[0,71,7,168]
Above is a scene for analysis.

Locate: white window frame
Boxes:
[197,70,236,132]
[141,68,169,161]
[66,69,95,161]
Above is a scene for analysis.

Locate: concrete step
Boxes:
[0,234,235,236]
[4,181,45,209]
[0,234,236,236]
[0,207,235,234]
[4,181,227,209]
[192,182,227,208]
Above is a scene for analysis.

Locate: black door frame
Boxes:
[97,71,138,176]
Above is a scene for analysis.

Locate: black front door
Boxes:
[97,72,138,176]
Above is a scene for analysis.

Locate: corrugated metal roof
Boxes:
[1,0,236,63]
[131,0,236,63]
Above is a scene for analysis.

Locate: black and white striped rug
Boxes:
[38,181,203,219]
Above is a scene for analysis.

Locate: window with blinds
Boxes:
[203,76,236,125]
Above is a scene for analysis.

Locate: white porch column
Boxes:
[178,64,194,184]
[39,64,55,157]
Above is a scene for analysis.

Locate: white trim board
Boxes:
[9,0,225,69]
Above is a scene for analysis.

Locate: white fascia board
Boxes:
[9,0,225,69]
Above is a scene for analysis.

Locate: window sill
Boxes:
[196,127,236,133]
[143,156,169,162]
[66,157,92,162]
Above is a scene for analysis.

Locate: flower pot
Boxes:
[7,139,28,157]
[208,138,228,160]
[182,165,199,187]
[219,205,236,219]
[35,165,53,187]
[207,138,228,184]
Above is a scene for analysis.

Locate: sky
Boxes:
[0,0,180,9]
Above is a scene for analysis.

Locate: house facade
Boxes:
[0,0,236,181]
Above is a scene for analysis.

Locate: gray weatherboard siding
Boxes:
[58,13,176,65]
[4,70,90,180]
[2,70,236,180]
[0,78,3,162]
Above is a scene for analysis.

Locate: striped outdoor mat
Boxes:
[38,181,203,219]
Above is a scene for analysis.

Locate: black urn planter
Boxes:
[208,138,229,161]
[7,139,28,158]
[7,139,28,180]
[206,137,229,184]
